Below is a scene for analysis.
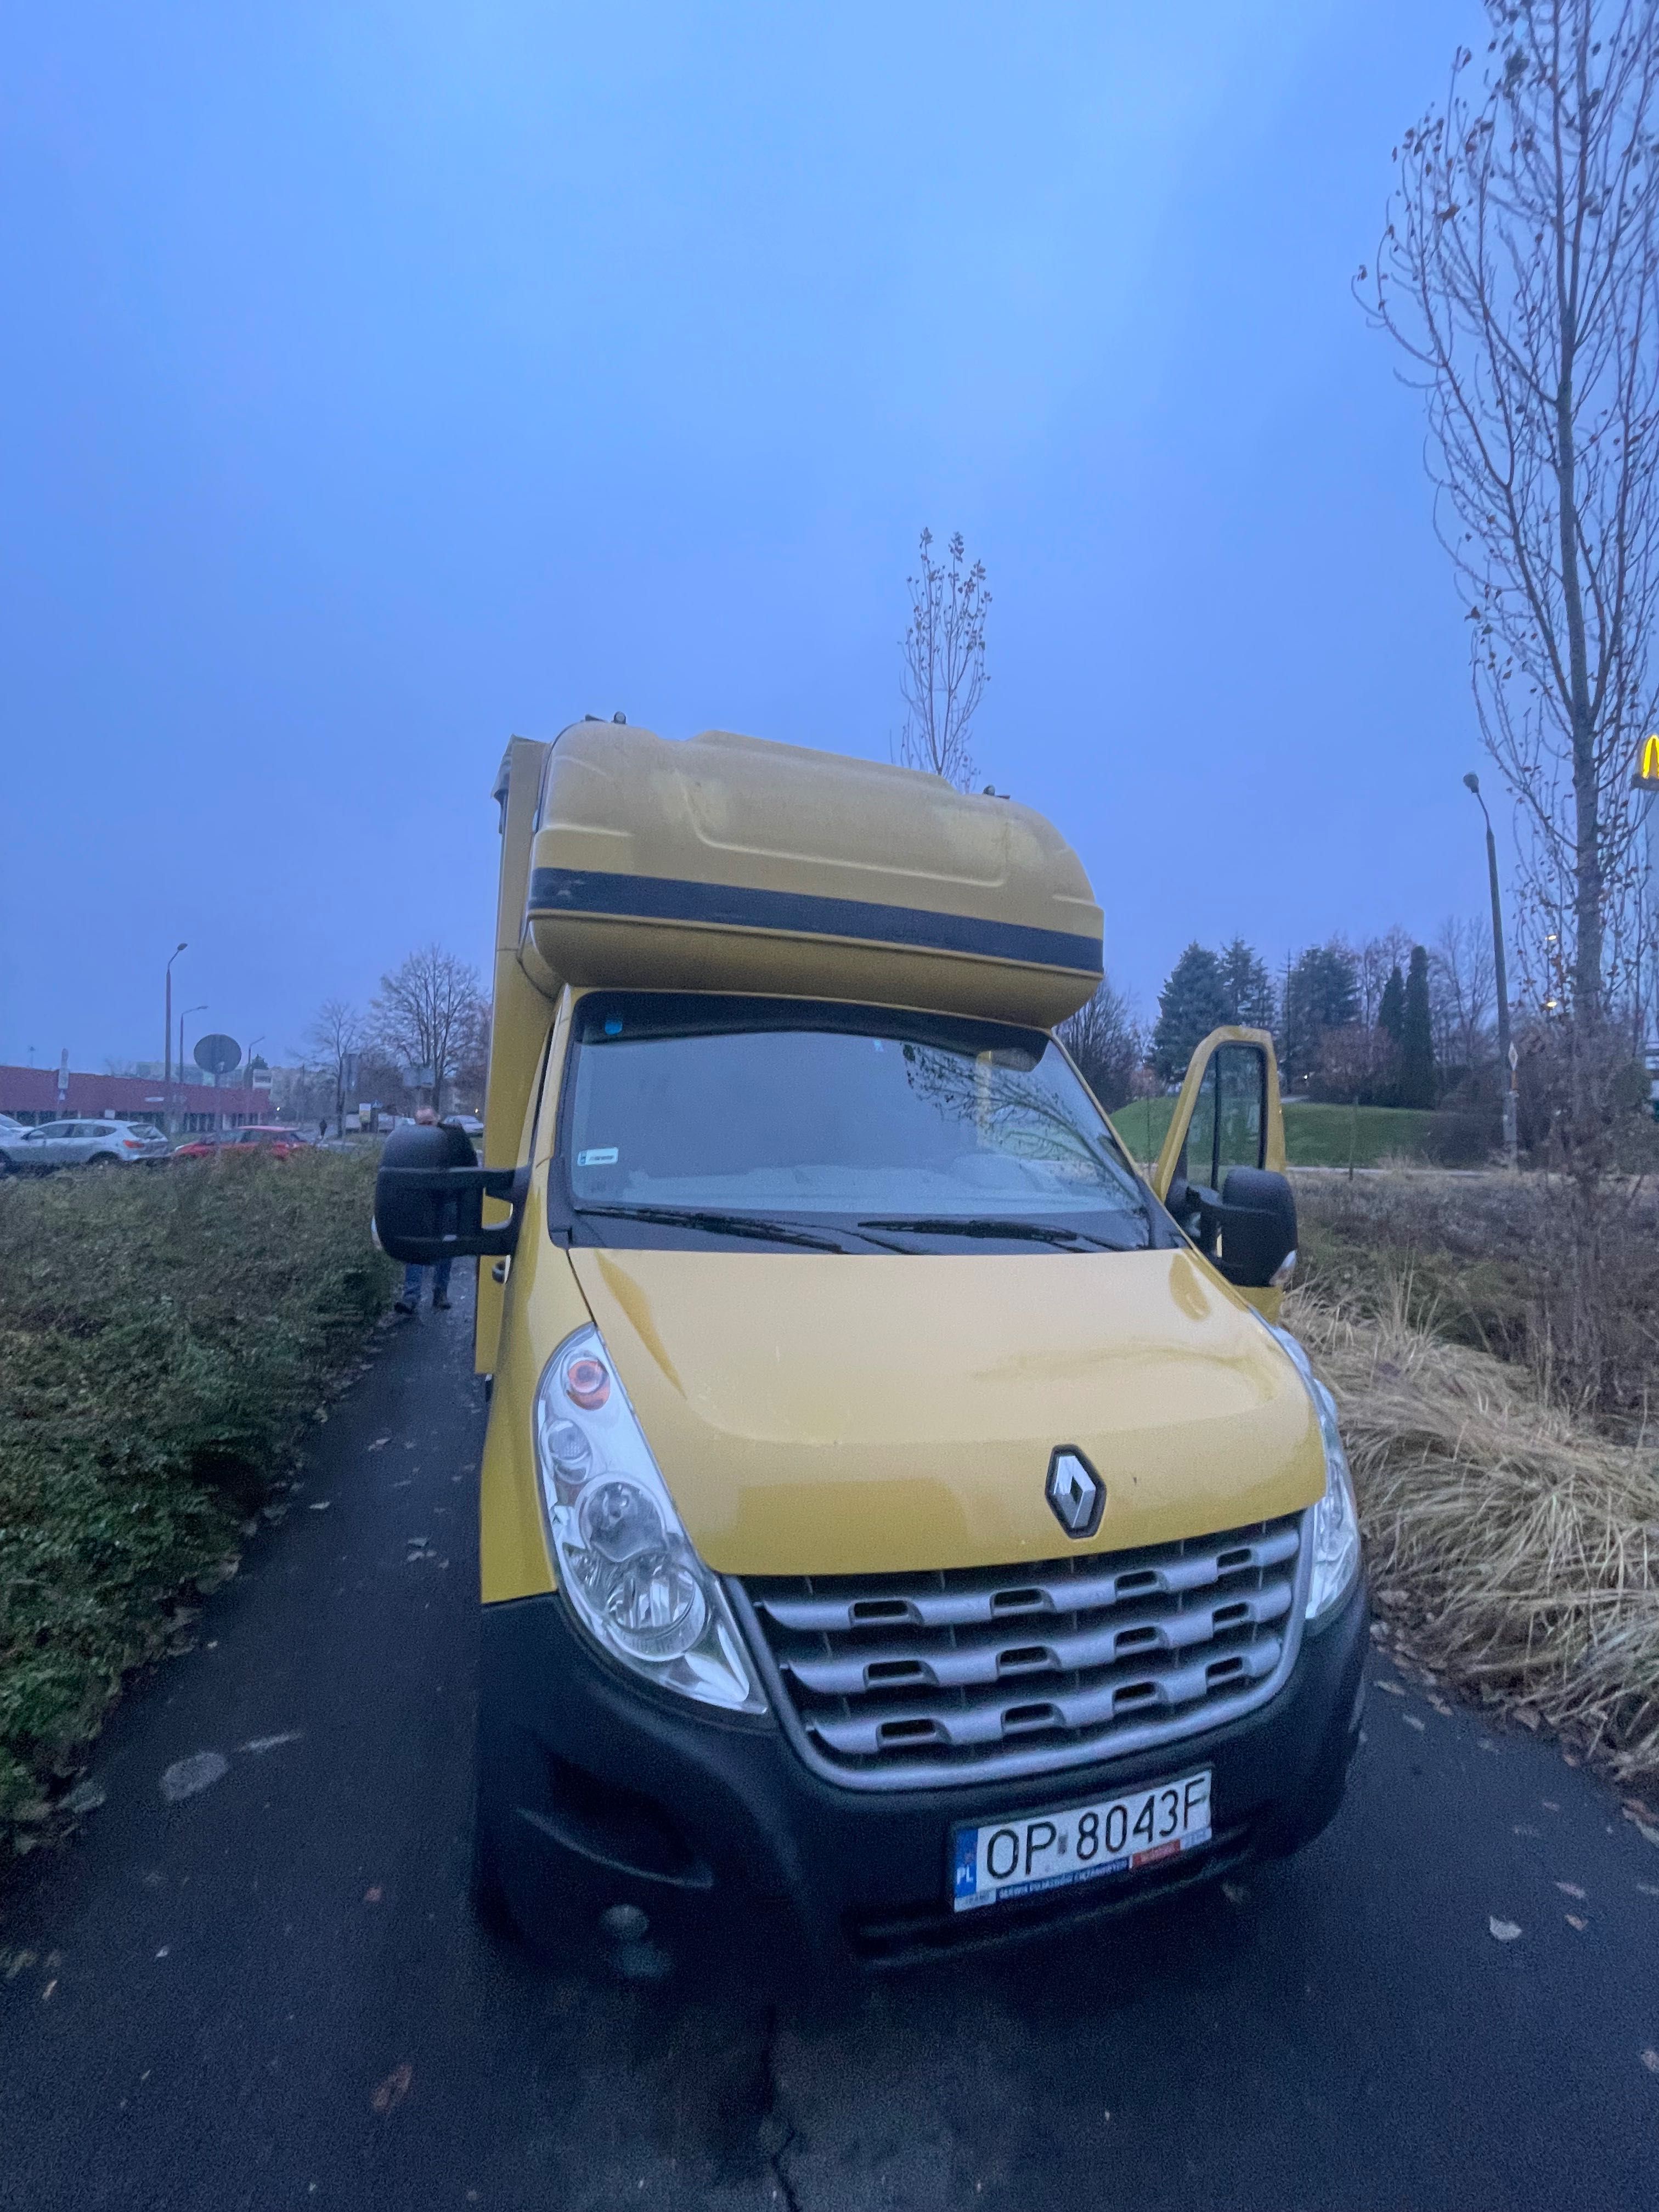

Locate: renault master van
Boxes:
[375,724,1367,1962]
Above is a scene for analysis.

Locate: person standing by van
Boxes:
[392,1106,475,1313]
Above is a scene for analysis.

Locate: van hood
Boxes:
[567,1248,1324,1577]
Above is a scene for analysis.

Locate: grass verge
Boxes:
[0,1151,393,1857]
[1289,1282,1659,1788]
[1111,1096,1447,1169]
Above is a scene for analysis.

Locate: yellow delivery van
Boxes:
[375,721,1365,1963]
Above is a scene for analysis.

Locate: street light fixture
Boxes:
[1463,774,1517,1167]
[164,943,188,1136]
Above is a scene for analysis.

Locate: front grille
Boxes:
[736,1513,1308,1791]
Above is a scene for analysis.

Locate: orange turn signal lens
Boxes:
[564,1355,611,1410]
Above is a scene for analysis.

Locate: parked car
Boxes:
[172,1124,316,1161]
[0,1119,170,1173]
[443,1113,485,1137]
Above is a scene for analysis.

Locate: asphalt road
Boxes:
[3,1283,1658,2212]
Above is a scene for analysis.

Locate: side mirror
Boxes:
[373,1124,528,1263]
[1204,1166,1297,1290]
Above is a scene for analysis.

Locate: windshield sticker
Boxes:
[577,1147,619,1167]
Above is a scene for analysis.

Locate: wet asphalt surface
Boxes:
[2,1280,1658,2211]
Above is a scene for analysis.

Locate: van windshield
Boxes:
[561,994,1153,1252]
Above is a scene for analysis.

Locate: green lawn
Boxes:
[1109,1096,1443,1170]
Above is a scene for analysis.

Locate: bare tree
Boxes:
[1429,915,1498,1073]
[1361,1,1659,1037]
[897,529,991,791]
[1058,979,1146,1110]
[370,947,486,1114]
[304,997,364,1137]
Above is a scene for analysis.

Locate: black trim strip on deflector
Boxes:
[525,867,1103,977]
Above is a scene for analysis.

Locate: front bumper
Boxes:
[477,1571,1369,1967]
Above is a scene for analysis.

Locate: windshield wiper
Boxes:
[856,1215,1132,1251]
[575,1204,850,1252]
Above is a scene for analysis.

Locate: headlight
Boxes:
[1268,1325,1362,1626]
[533,1326,766,1713]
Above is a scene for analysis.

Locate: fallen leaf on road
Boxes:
[1402,1713,1426,1732]
[160,1752,228,1804]
[368,1437,392,1452]
[1513,1824,1540,1837]
[1542,1800,1560,1812]
[308,1501,331,1513]
[1565,1914,1588,1931]
[62,1780,105,1815]
[1624,1814,1659,1847]
[1428,1697,1454,1717]
[241,1733,302,1756]
[1515,1708,1541,1731]
[2,1951,36,1979]
[41,1979,56,2000]
[1488,1918,1522,1942]
[1375,1679,1406,1696]
[1637,1882,1659,1898]
[1555,1882,1587,1899]
[1643,2050,1659,2075]
[364,1886,382,1904]
[1221,1881,1249,1905]
[371,2063,413,2115]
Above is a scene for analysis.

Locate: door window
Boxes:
[1176,1045,1266,1193]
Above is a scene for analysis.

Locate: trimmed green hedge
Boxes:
[0,1151,392,1840]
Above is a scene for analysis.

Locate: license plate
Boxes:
[951,1768,1212,1912]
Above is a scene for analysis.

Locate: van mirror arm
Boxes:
[374,1164,530,1264]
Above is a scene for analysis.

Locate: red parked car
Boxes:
[172,1125,317,1161]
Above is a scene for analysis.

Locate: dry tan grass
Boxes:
[1286,1282,1659,1785]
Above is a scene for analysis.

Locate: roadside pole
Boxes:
[1637,736,1659,1118]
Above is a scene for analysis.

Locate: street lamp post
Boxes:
[1463,774,1517,1168]
[179,1006,206,1133]
[245,1035,264,1132]
[163,943,187,1136]
[1635,736,1659,1111]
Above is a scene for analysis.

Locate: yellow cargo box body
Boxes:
[518,724,1105,1029]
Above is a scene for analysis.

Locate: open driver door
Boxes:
[1150,1026,1297,1323]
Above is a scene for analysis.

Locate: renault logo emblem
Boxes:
[1045,1447,1104,1539]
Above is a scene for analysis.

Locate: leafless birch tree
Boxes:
[370,946,486,1113]
[897,529,991,791]
[304,997,364,1137]
[1361,0,1659,1034]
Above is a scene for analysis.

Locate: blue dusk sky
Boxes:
[1,1,1489,1073]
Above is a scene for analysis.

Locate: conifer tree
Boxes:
[1217,938,1277,1030]
[1377,964,1406,1045]
[1152,944,1228,1082]
[1397,945,1437,1109]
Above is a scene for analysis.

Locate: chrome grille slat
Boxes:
[777,1581,1293,1697]
[750,1523,1299,1635]
[736,1511,1310,1792]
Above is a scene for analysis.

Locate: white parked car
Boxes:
[0,1119,170,1173]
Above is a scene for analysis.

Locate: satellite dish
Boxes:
[194,1033,242,1078]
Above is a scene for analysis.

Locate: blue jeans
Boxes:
[402,1258,453,1305]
